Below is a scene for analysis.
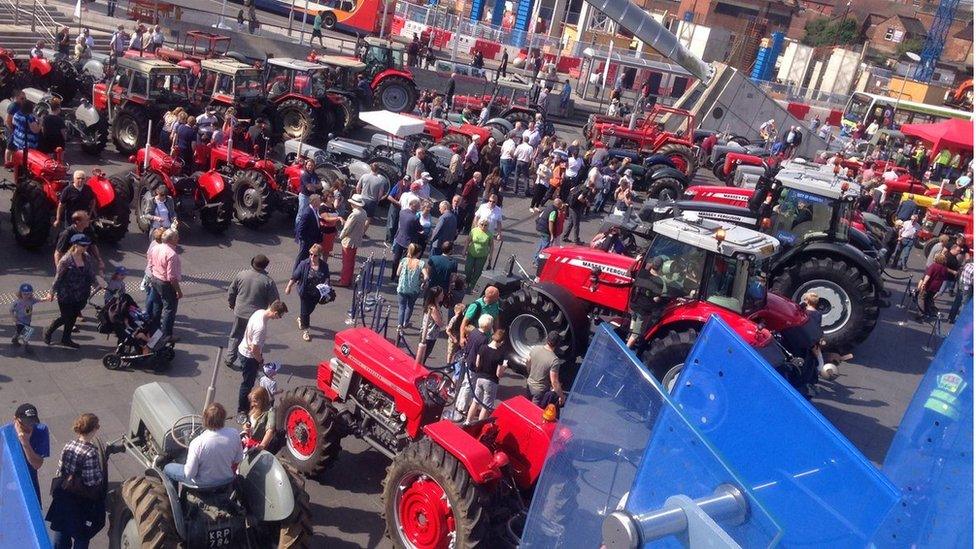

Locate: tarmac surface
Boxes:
[0,118,956,547]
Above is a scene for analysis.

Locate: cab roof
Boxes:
[312,55,366,70]
[200,57,261,76]
[776,161,860,200]
[118,56,187,74]
[266,58,330,71]
[365,36,404,50]
[653,214,779,259]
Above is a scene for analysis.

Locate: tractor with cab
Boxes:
[310,38,418,113]
[190,57,273,129]
[106,380,311,548]
[270,55,366,136]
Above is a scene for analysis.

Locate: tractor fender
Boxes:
[81,59,104,81]
[485,117,513,133]
[74,102,100,128]
[773,241,885,299]
[645,303,765,347]
[648,166,687,184]
[196,169,226,201]
[421,421,502,484]
[532,282,591,354]
[236,449,296,522]
[370,68,414,91]
[28,57,52,77]
[0,50,15,74]
[643,154,677,170]
[141,468,186,540]
[176,59,200,76]
[87,173,117,209]
[276,92,321,109]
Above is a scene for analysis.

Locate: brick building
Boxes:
[865,14,928,55]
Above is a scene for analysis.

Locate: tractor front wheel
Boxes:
[500,287,578,375]
[111,107,149,155]
[374,76,417,113]
[231,169,272,228]
[109,475,180,549]
[133,172,163,234]
[10,180,53,249]
[49,56,79,104]
[382,437,489,549]
[646,176,684,201]
[94,176,132,243]
[278,385,342,477]
[641,328,700,393]
[656,143,697,178]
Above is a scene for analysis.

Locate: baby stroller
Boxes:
[92,289,176,371]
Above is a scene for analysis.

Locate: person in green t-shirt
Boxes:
[459,285,500,347]
[464,218,493,288]
[311,11,324,47]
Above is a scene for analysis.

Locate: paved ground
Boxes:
[0,118,955,547]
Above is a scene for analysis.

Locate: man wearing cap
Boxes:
[226,254,280,369]
[6,404,49,503]
[356,162,389,218]
[338,194,369,286]
[147,229,183,339]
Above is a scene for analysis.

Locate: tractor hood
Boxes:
[537,245,638,315]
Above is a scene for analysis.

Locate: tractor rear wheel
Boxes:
[231,169,272,227]
[278,385,342,478]
[95,176,131,243]
[332,96,359,133]
[200,188,234,234]
[771,256,878,351]
[10,180,52,249]
[641,328,699,393]
[274,462,313,547]
[504,109,533,128]
[276,98,318,141]
[79,119,109,156]
[133,172,163,233]
[109,475,180,549]
[656,143,697,178]
[646,176,684,201]
[50,56,79,104]
[382,437,490,549]
[921,237,938,259]
[374,75,417,113]
[500,287,579,376]
[439,132,471,154]
[112,106,149,155]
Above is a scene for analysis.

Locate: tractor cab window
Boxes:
[114,69,131,92]
[702,255,751,314]
[216,74,233,95]
[266,65,291,98]
[307,70,330,96]
[769,188,833,245]
[235,73,264,98]
[150,73,189,99]
[131,71,149,96]
[638,234,707,300]
[363,45,391,69]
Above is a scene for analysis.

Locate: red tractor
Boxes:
[0,48,79,104]
[5,148,129,249]
[414,114,492,152]
[588,105,699,177]
[190,57,273,128]
[500,214,812,387]
[150,30,234,71]
[126,146,234,234]
[918,207,974,256]
[311,37,417,113]
[265,56,364,138]
[278,327,556,548]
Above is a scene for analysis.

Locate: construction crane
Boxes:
[913,0,962,82]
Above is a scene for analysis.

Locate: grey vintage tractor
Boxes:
[107,381,311,548]
[0,87,107,155]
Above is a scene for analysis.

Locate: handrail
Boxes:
[1,0,57,41]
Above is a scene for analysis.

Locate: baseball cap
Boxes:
[19,283,33,294]
[69,234,92,246]
[15,403,39,424]
[263,362,281,376]
[114,265,128,276]
[420,172,433,181]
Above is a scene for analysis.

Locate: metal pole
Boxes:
[379,0,389,38]
[218,0,227,29]
[144,120,152,170]
[202,347,223,412]
[415,311,430,365]
[15,0,20,26]
[31,0,36,33]
[287,0,296,36]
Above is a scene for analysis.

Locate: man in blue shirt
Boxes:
[294,193,323,270]
[6,403,49,504]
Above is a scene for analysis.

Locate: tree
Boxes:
[897,37,924,56]
[802,17,862,47]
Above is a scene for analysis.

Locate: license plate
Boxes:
[147,330,163,348]
[208,527,233,547]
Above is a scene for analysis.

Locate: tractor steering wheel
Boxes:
[420,371,457,408]
[169,414,205,449]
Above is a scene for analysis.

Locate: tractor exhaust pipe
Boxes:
[203,347,223,413]
[143,119,152,171]
[582,0,714,84]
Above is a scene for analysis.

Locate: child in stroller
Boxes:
[94,290,176,371]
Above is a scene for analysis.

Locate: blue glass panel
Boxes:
[0,424,50,548]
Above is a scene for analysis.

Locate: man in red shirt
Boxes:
[917,251,950,321]
[148,229,183,338]
[458,171,483,234]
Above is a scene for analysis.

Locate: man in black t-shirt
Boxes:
[38,98,67,153]
[54,170,95,229]
[54,210,102,269]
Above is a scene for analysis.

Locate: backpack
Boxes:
[536,205,556,234]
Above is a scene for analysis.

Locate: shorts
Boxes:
[629,312,645,338]
[473,377,497,409]
[311,28,322,38]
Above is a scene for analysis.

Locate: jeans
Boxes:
[153,278,179,337]
[397,292,418,327]
[299,293,319,330]
[391,243,407,282]
[515,161,531,195]
[535,235,553,266]
[46,300,85,343]
[562,207,583,242]
[163,462,232,489]
[386,205,401,244]
[895,237,916,269]
[238,355,260,413]
[500,158,515,187]
[949,285,972,322]
[224,316,249,366]
[296,193,309,224]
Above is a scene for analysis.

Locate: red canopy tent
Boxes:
[900,118,974,158]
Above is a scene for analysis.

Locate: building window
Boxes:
[884,27,894,41]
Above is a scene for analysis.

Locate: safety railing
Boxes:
[4,0,57,40]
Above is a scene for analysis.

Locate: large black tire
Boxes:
[484,121,508,143]
[500,287,578,375]
[109,475,180,549]
[921,237,938,259]
[339,96,359,133]
[112,106,149,155]
[439,132,471,154]
[133,172,163,234]
[231,169,272,228]
[10,180,53,249]
[640,328,699,392]
[656,143,697,178]
[79,119,109,156]
[200,188,234,234]
[275,462,313,548]
[711,156,728,181]
[503,109,533,128]
[0,56,15,95]
[382,437,490,549]
[95,176,132,243]
[374,75,417,113]
[322,11,337,29]
[646,176,684,201]
[770,256,879,351]
[278,385,342,478]
[49,56,79,104]
[276,98,318,141]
